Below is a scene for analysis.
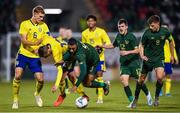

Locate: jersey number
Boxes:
[33,32,37,38]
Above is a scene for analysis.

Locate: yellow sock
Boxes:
[59,80,66,95]
[97,77,103,100]
[35,80,44,95]
[12,79,20,102]
[165,78,171,94]
[77,83,85,96]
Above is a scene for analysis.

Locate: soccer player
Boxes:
[12,5,50,109]
[38,35,88,107]
[82,14,112,104]
[131,15,175,108]
[159,24,179,96]
[64,38,110,95]
[103,18,152,107]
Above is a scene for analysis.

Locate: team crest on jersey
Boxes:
[38,27,42,32]
[151,37,155,39]
[160,36,165,40]
[125,40,129,44]
[95,33,99,38]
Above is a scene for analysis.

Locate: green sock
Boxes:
[155,80,163,98]
[124,86,133,102]
[135,82,142,100]
[35,81,44,95]
[91,81,105,88]
[141,83,149,96]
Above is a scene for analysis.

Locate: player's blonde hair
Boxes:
[32,5,45,14]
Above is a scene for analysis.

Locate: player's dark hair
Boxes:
[86,14,97,21]
[118,18,128,25]
[33,5,45,14]
[68,38,77,45]
[147,15,160,24]
[38,45,48,57]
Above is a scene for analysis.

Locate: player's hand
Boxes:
[95,45,103,54]
[51,85,58,93]
[35,38,43,46]
[170,56,175,64]
[141,55,148,61]
[70,86,77,93]
[175,59,179,65]
[120,50,130,56]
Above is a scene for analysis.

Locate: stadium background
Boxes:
[0,0,179,81]
[0,0,180,112]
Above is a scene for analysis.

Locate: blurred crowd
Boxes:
[95,0,180,49]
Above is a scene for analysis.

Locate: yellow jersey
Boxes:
[164,35,178,62]
[55,36,68,54]
[42,36,64,87]
[19,19,50,58]
[82,27,111,61]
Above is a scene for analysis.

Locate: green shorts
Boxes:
[120,66,140,79]
[141,60,164,75]
[120,60,141,79]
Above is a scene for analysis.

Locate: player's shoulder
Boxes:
[127,32,135,37]
[96,27,106,32]
[20,19,31,25]
[82,28,89,34]
[160,26,169,33]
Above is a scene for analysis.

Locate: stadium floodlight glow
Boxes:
[44,9,62,14]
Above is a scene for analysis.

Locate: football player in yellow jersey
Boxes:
[12,5,50,109]
[82,14,112,104]
[159,24,179,97]
[38,35,88,107]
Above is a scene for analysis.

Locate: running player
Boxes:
[103,18,152,107]
[131,15,175,108]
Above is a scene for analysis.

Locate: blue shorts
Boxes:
[15,54,43,73]
[164,63,172,75]
[96,61,105,72]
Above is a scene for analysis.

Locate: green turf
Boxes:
[0,80,180,112]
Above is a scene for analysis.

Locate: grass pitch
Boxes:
[0,80,180,112]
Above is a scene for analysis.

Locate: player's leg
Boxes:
[154,67,165,106]
[119,66,133,103]
[120,75,134,102]
[68,71,89,101]
[29,58,44,107]
[54,73,67,107]
[164,63,173,96]
[12,54,26,109]
[131,62,151,108]
[95,61,105,104]
[132,67,152,106]
[84,73,109,95]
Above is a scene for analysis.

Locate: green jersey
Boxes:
[113,32,139,66]
[63,40,100,87]
[141,27,171,62]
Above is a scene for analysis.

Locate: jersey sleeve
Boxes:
[43,23,50,36]
[113,34,118,47]
[141,32,148,46]
[75,53,87,87]
[81,32,87,43]
[102,29,111,45]
[19,21,28,35]
[52,45,63,64]
[131,34,138,49]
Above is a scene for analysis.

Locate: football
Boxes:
[75,96,88,108]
